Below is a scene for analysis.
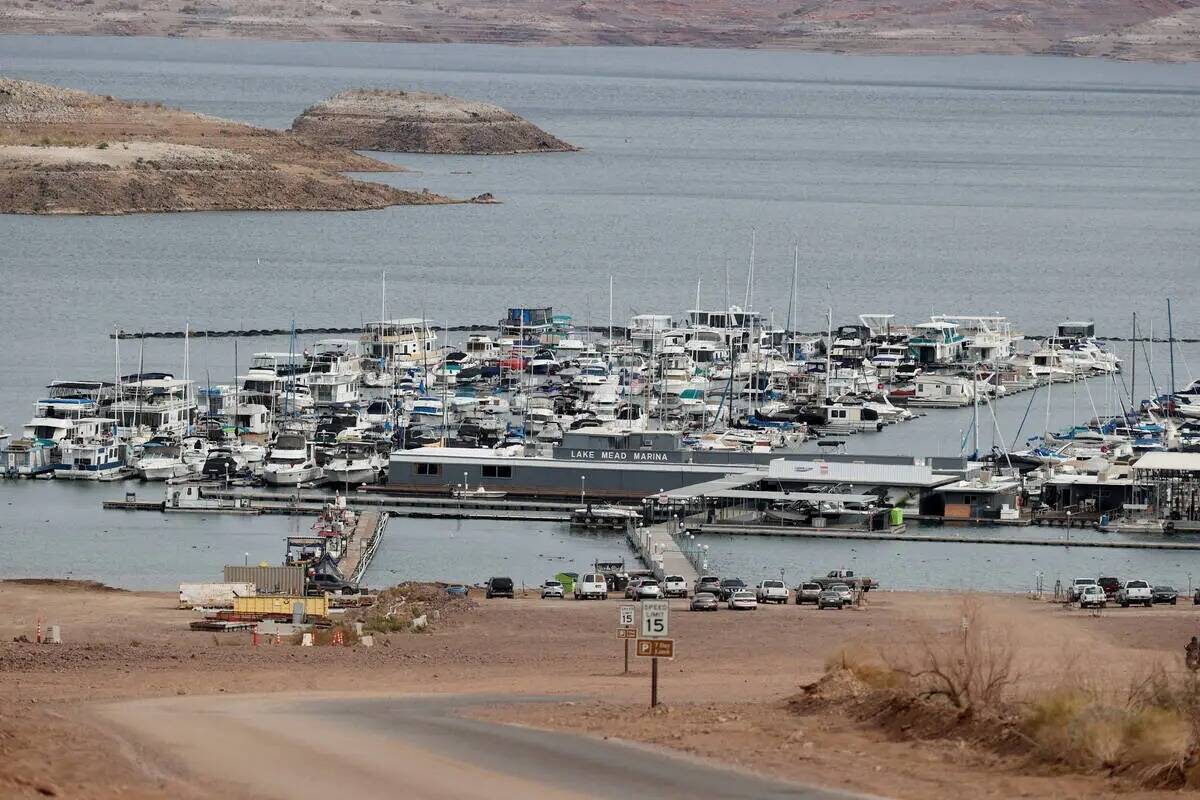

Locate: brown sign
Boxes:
[636,638,675,658]
[617,628,638,639]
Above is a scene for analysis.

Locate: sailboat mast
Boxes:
[1168,298,1176,397]
[608,275,613,346]
[1131,312,1137,413]
[824,308,833,401]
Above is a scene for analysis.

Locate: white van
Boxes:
[574,573,608,600]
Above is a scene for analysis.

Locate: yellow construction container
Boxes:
[233,595,328,618]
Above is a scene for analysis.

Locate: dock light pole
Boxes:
[463,471,468,491]
[244,552,248,566]
[1066,511,1072,544]
[581,475,586,504]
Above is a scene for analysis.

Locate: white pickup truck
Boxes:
[755,580,789,604]
[1117,579,1153,608]
[663,575,689,598]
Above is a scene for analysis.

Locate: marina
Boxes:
[1,37,1198,598]
[5,298,1197,596]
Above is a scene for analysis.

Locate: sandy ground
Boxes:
[2,580,1199,798]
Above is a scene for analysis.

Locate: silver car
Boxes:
[635,579,663,600]
[690,592,719,611]
[829,583,854,606]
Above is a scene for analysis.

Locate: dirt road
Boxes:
[100,692,857,799]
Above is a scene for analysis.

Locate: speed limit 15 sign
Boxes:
[640,600,669,638]
[619,605,635,627]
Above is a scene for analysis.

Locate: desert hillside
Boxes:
[0,78,457,214]
[0,0,1196,61]
[291,90,577,155]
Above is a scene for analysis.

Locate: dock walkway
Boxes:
[341,510,387,583]
[627,522,700,584]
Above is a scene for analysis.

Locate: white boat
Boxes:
[452,485,508,499]
[906,374,977,407]
[570,504,642,527]
[2,438,60,477]
[262,431,322,486]
[111,376,196,440]
[0,425,8,452]
[56,427,128,481]
[323,441,385,486]
[135,437,192,481]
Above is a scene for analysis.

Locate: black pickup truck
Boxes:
[305,573,362,596]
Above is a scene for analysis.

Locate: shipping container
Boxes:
[178,582,257,609]
[233,595,328,618]
[223,565,305,596]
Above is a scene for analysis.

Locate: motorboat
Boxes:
[262,431,323,486]
[323,440,386,486]
[135,437,192,481]
[452,485,508,499]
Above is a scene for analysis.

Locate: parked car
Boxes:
[795,582,823,605]
[306,572,360,596]
[755,580,789,604]
[690,593,719,612]
[624,578,644,599]
[634,578,663,601]
[1097,576,1122,599]
[694,575,722,596]
[1117,579,1153,608]
[728,590,758,610]
[1069,578,1099,601]
[817,589,843,610]
[485,576,515,599]
[829,582,854,606]
[446,584,470,598]
[574,572,608,600]
[719,578,747,600]
[1194,588,1200,606]
[1152,585,1178,605]
[541,580,565,599]
[663,575,689,598]
[1078,584,1107,609]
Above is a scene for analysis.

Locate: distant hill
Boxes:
[2,0,1197,61]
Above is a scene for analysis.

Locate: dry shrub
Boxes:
[825,644,908,691]
[1021,666,1197,786]
[887,596,1016,715]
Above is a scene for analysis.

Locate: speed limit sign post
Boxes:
[639,600,670,707]
[618,605,636,674]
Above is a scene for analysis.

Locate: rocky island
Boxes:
[290,90,577,155]
[0,78,461,215]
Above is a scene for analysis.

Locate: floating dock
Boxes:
[695,523,1200,550]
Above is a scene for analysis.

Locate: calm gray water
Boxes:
[1,35,1198,590]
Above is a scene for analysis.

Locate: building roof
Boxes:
[766,459,955,488]
[1132,452,1200,473]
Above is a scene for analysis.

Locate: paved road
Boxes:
[100,692,865,800]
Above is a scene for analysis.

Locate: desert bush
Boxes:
[887,596,1016,715]
[825,644,908,690]
[1021,668,1196,786]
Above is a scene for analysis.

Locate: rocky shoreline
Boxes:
[0,78,470,215]
[291,90,576,155]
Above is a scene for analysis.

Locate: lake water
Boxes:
[0,35,1197,591]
